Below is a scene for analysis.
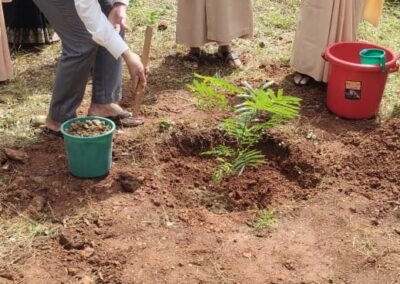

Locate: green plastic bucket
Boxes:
[360,48,386,71]
[60,116,116,178]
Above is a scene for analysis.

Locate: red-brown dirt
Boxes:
[0,70,399,283]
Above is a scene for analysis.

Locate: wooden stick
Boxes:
[132,26,153,118]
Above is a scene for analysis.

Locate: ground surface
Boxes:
[1,1,400,283]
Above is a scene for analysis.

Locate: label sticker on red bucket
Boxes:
[345,81,362,100]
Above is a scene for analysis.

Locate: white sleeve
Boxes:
[74,0,129,59]
[113,0,129,5]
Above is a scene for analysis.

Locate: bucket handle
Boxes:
[388,63,399,73]
[388,53,400,73]
[321,52,327,61]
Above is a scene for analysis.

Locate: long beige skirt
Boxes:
[0,1,13,81]
[176,0,253,47]
[291,0,365,82]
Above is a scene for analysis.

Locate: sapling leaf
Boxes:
[191,75,301,182]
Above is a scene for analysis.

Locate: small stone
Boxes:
[27,196,47,213]
[242,252,252,259]
[118,172,143,193]
[0,150,7,165]
[67,267,78,276]
[158,21,168,31]
[3,148,29,163]
[283,261,295,271]
[59,234,84,250]
[394,228,400,235]
[370,218,379,226]
[31,176,45,184]
[0,271,14,280]
[92,119,102,126]
[152,199,161,207]
[31,115,47,127]
[349,207,357,214]
[78,275,95,284]
[80,247,95,258]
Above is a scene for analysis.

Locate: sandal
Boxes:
[293,73,312,86]
[40,127,63,139]
[219,50,242,68]
[106,115,145,127]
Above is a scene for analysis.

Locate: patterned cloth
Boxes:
[3,0,56,46]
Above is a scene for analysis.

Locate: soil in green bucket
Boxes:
[61,116,116,178]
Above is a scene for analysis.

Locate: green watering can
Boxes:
[360,48,386,72]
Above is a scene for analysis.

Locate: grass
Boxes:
[358,2,400,118]
[1,0,399,147]
[0,204,58,264]
[0,46,59,147]
[352,229,380,261]
[253,209,278,230]
[158,118,174,132]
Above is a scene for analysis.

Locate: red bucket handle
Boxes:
[389,52,400,73]
[321,52,327,61]
[388,63,399,73]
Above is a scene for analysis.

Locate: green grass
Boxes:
[253,209,278,230]
[0,0,399,148]
[0,207,58,264]
[358,2,400,118]
[0,45,59,147]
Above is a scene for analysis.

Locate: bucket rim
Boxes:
[60,116,116,140]
[325,41,397,73]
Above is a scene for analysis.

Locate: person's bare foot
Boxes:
[88,103,132,118]
[293,73,312,86]
[46,115,61,132]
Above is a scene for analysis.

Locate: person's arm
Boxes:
[113,0,129,5]
[74,0,146,86]
[74,0,128,59]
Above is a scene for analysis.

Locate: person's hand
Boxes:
[108,3,129,33]
[122,50,147,90]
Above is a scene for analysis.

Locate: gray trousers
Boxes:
[33,0,123,122]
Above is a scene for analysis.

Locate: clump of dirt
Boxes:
[66,119,111,137]
[116,171,144,193]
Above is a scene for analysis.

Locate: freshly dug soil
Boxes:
[66,119,111,137]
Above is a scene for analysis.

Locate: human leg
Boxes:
[89,0,129,117]
[33,0,98,130]
[217,43,242,68]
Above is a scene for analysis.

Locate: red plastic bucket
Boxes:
[323,42,399,119]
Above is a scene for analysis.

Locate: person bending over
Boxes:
[33,0,147,133]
